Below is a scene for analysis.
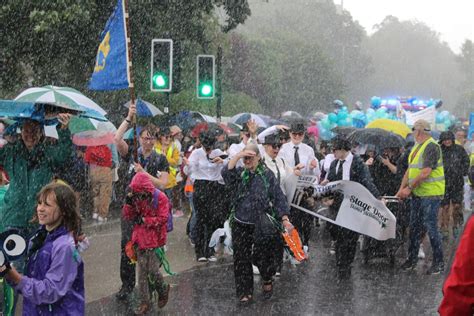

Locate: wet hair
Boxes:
[139,124,158,138]
[35,182,81,235]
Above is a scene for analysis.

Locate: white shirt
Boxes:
[279,141,320,179]
[185,147,226,183]
[335,152,354,180]
[261,152,293,195]
[321,153,336,180]
[228,140,265,167]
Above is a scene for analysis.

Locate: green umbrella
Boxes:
[15,85,106,116]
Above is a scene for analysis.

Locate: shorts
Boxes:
[441,188,463,206]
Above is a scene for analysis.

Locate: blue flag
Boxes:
[89,0,130,90]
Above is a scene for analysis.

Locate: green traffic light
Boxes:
[201,84,212,96]
[153,73,167,88]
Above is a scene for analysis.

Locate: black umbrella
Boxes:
[331,126,358,136]
[347,128,405,152]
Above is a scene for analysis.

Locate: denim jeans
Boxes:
[408,197,444,265]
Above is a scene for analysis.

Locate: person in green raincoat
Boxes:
[0,114,72,235]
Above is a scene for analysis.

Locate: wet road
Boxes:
[85,222,453,316]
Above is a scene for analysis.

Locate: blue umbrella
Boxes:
[124,98,163,117]
[0,100,107,122]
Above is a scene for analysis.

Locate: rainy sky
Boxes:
[337,0,474,53]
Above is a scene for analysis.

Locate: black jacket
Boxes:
[440,144,469,189]
[327,154,381,210]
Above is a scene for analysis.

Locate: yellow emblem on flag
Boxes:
[94,31,111,72]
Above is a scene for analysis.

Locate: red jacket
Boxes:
[122,172,169,250]
[84,145,112,168]
[439,216,474,316]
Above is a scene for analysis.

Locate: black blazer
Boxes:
[327,154,381,209]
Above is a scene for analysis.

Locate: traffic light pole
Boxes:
[216,45,223,123]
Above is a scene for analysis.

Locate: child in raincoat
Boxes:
[0,182,84,315]
[122,172,170,314]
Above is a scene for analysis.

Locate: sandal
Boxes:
[239,294,253,304]
[262,280,273,300]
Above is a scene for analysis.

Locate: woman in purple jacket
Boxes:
[0,182,85,315]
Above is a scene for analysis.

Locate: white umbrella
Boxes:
[229,113,267,127]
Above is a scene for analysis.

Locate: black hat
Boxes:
[332,135,351,151]
[290,121,306,133]
[439,131,455,143]
[263,133,281,145]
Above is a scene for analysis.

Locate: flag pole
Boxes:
[123,0,138,161]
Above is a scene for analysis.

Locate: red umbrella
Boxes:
[190,122,232,138]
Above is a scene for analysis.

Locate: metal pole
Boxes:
[124,0,138,161]
[216,45,223,123]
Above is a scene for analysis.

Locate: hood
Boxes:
[130,172,155,194]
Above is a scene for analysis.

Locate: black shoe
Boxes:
[116,287,132,301]
[400,260,417,271]
[426,263,444,275]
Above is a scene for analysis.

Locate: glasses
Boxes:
[141,137,155,142]
[271,144,282,149]
[161,135,171,139]
[291,132,304,137]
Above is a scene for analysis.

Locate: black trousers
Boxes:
[232,221,278,297]
[329,222,359,270]
[290,198,315,246]
[120,217,135,291]
[193,180,227,259]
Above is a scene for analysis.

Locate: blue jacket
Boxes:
[15,226,85,315]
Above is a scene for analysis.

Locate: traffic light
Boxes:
[196,55,215,99]
[151,39,173,92]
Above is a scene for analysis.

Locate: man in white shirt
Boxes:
[278,121,320,253]
[228,120,262,167]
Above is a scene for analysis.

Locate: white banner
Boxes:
[288,176,396,240]
[404,106,436,126]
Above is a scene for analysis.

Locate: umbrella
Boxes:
[229,113,267,127]
[331,126,358,136]
[190,122,233,138]
[347,128,405,152]
[72,121,116,146]
[124,98,163,117]
[15,85,106,116]
[366,119,411,138]
[281,111,302,118]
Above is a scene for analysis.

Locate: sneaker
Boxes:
[208,256,217,262]
[418,246,425,259]
[97,216,107,224]
[92,213,98,220]
[197,257,208,262]
[252,264,260,275]
[289,256,301,266]
[275,270,281,277]
[426,263,444,275]
[303,245,309,257]
[400,260,417,271]
[173,210,184,218]
[329,241,336,255]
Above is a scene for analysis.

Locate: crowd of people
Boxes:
[0,102,473,314]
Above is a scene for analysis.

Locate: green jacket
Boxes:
[0,128,72,231]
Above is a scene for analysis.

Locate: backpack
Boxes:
[153,189,173,232]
